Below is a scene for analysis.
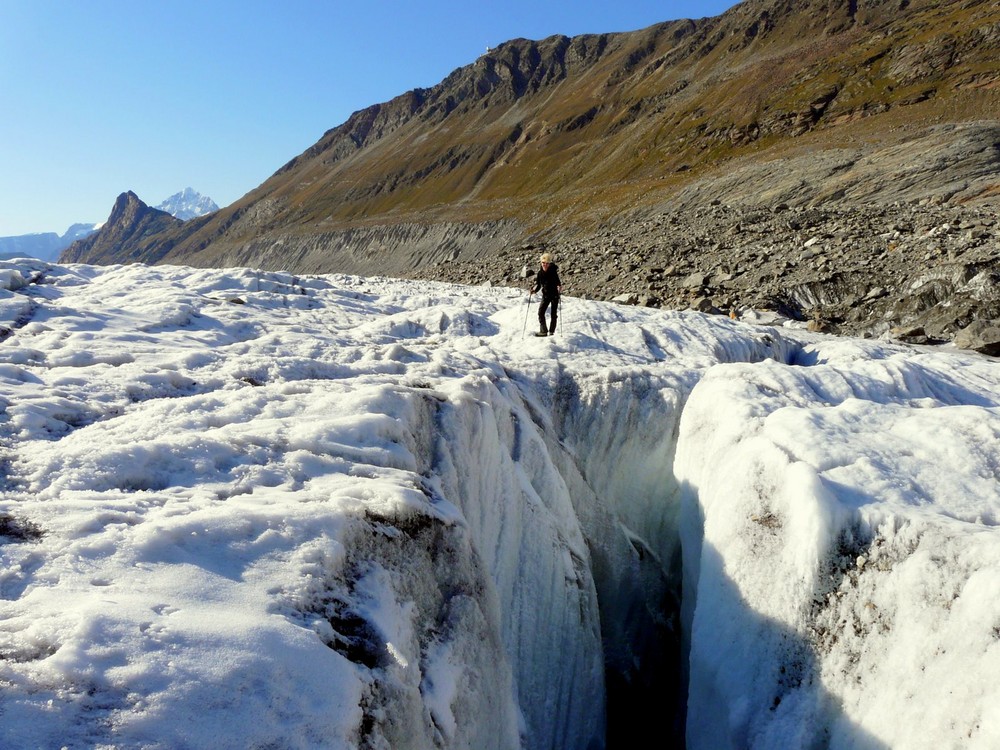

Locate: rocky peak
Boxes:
[60,192,184,265]
[106,191,152,230]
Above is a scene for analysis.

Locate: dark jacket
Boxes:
[532,263,561,299]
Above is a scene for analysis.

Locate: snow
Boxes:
[677,351,1000,749]
[155,189,219,221]
[1,258,999,749]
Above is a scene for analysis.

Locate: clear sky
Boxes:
[0,0,738,237]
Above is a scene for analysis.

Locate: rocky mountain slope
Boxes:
[62,0,1000,349]
[415,122,1000,350]
[63,192,189,265]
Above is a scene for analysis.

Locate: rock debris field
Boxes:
[416,200,1000,355]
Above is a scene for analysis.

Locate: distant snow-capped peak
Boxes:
[62,222,102,241]
[155,188,219,221]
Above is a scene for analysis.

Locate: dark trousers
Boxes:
[538,296,559,333]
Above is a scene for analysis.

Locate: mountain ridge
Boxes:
[5,189,216,262]
[0,223,101,262]
[61,0,1000,345]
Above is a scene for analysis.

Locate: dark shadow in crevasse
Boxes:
[602,538,686,749]
[682,539,889,750]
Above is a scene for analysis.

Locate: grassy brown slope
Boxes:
[76,0,999,271]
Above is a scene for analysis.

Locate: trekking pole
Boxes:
[522,292,533,336]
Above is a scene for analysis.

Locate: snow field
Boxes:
[1,258,999,750]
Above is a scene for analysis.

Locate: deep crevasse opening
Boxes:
[430,318,1000,750]
[419,325,793,750]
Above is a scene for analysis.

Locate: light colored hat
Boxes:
[540,253,553,263]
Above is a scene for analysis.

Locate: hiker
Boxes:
[530,252,562,336]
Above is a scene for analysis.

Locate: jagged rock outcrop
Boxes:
[62,192,191,265]
[953,319,1000,356]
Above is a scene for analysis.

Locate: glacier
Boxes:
[0,258,998,749]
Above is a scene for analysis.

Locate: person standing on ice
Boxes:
[530,252,562,336]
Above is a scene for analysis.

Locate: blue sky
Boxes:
[0,1,738,237]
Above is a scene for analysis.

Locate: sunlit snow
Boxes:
[1,258,998,750]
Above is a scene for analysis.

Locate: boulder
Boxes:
[953,320,1000,356]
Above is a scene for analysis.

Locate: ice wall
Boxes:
[362,309,794,749]
[489,316,792,745]
[675,339,1000,749]
[427,370,607,750]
